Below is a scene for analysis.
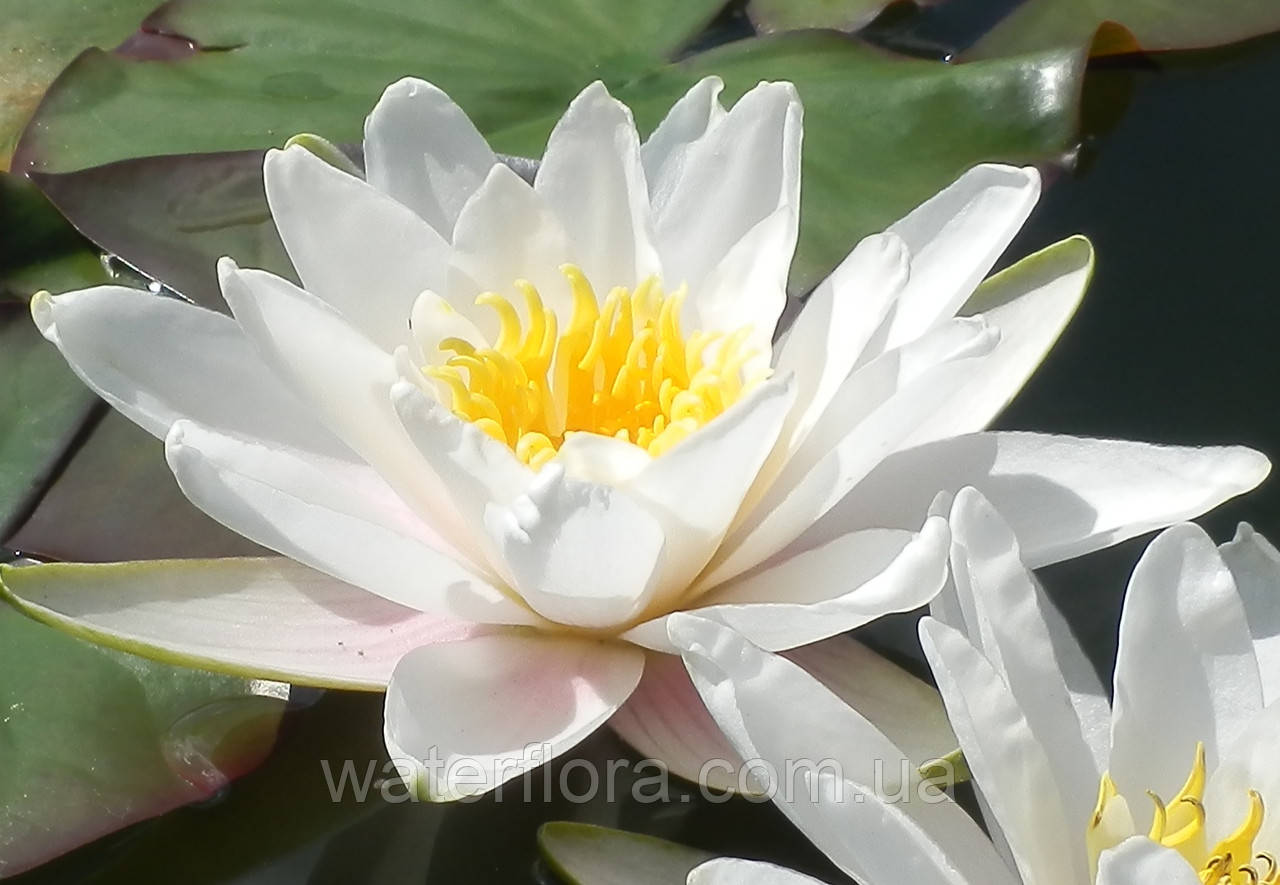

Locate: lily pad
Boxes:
[11,0,729,174]
[968,0,1280,58]
[0,604,285,876]
[0,0,160,168]
[0,310,99,540]
[25,28,1085,303]
[539,822,717,885]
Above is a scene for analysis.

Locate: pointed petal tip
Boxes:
[29,288,55,338]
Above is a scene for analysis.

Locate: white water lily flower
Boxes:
[671,511,1280,885]
[6,75,1269,800]
[917,490,1280,885]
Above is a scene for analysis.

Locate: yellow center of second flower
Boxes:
[425,265,765,469]
[1087,744,1277,884]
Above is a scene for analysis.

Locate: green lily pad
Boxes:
[0,605,285,876]
[968,0,1280,58]
[0,0,160,168]
[12,0,729,174]
[24,26,1085,304]
[0,309,99,540]
[539,822,717,885]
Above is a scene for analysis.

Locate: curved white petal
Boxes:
[771,232,910,457]
[663,518,948,652]
[164,420,535,626]
[263,145,452,351]
[30,287,346,457]
[408,289,490,367]
[0,557,481,689]
[801,432,1271,568]
[650,82,801,315]
[608,651,743,793]
[919,617,1085,885]
[384,633,643,801]
[899,235,1094,449]
[217,260,477,556]
[670,614,1016,885]
[535,81,660,289]
[363,77,496,238]
[553,432,652,486]
[688,858,824,885]
[706,322,998,586]
[1095,837,1201,885]
[1109,524,1263,801]
[946,487,1107,827]
[879,164,1041,351]
[449,163,576,329]
[640,76,725,187]
[786,636,958,768]
[483,463,665,629]
[1219,523,1280,705]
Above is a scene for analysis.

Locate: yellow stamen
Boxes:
[424,265,765,468]
[1087,744,1277,885]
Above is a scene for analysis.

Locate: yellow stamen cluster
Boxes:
[1088,744,1277,885]
[425,265,764,469]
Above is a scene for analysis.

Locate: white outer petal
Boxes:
[1094,837,1202,885]
[688,858,825,885]
[384,633,643,801]
[1219,523,1280,705]
[879,164,1041,351]
[1109,524,1263,801]
[0,557,483,690]
[799,431,1270,568]
[363,77,496,238]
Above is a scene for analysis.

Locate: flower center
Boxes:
[423,265,764,469]
[1087,743,1277,884]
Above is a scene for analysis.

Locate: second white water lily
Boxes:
[4,75,1267,799]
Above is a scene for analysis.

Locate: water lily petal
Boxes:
[787,636,958,769]
[639,76,725,186]
[1219,523,1280,705]
[667,518,948,652]
[449,163,576,327]
[946,487,1108,828]
[608,650,743,793]
[384,633,643,801]
[1095,837,1202,885]
[30,287,345,457]
[919,617,1084,885]
[164,420,535,626]
[0,557,480,689]
[218,259,477,556]
[688,858,825,885]
[879,164,1041,351]
[536,81,661,290]
[650,81,800,326]
[363,76,496,238]
[1109,524,1263,801]
[263,144,452,351]
[553,432,652,486]
[771,232,910,457]
[706,321,998,586]
[671,614,1016,885]
[483,463,665,629]
[899,235,1094,448]
[801,432,1270,568]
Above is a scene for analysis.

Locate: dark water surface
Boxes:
[15,20,1280,885]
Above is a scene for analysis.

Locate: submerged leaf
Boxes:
[539,822,717,885]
